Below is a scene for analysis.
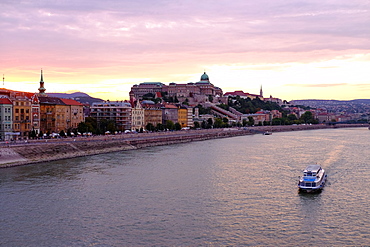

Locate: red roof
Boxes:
[164,104,178,109]
[60,98,83,106]
[0,98,12,104]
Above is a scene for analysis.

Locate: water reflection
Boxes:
[1,128,370,246]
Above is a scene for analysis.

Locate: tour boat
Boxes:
[298,164,327,192]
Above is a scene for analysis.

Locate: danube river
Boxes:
[1,127,369,246]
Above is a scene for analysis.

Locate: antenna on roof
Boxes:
[2,74,4,86]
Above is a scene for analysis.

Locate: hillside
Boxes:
[48,92,103,105]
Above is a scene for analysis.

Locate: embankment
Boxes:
[0,124,367,168]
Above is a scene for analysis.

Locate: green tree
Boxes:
[156,123,165,131]
[247,116,254,126]
[300,111,318,124]
[201,120,207,129]
[193,121,200,129]
[175,122,182,130]
[287,114,298,121]
[146,123,155,132]
[242,119,248,127]
[213,118,223,128]
[165,120,175,130]
[59,130,66,137]
[207,118,213,128]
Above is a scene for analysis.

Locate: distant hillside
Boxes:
[48,92,104,105]
[290,99,370,105]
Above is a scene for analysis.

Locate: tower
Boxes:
[38,69,46,95]
[260,85,263,98]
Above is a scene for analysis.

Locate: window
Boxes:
[15,109,19,113]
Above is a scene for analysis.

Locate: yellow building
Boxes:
[178,106,188,127]
[11,92,33,138]
[39,96,65,134]
[142,101,162,128]
[60,99,84,130]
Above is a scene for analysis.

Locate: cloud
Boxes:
[1,0,370,100]
[285,83,348,88]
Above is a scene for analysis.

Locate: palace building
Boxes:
[130,72,223,102]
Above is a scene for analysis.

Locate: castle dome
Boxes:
[200,72,209,81]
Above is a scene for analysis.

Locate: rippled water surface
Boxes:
[1,128,370,246]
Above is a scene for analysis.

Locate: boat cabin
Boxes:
[303,165,321,177]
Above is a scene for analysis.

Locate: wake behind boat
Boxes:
[298,164,327,193]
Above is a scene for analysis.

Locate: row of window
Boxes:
[14,109,30,114]
[0,116,12,121]
[299,182,317,187]
[14,101,30,106]
[13,123,31,130]
[0,124,12,130]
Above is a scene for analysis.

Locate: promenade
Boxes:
[1,124,367,168]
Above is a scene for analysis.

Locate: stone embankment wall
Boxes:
[0,124,367,168]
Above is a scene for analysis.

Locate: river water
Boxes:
[1,127,370,246]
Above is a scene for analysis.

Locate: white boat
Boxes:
[298,165,327,192]
[263,131,272,135]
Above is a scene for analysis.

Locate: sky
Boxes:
[1,0,370,101]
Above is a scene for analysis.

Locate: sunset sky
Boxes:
[1,0,370,101]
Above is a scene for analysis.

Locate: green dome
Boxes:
[200,72,209,81]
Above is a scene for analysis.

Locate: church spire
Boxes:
[38,69,46,95]
[260,85,263,98]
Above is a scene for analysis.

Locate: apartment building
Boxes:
[90,101,132,131]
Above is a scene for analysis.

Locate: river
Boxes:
[1,127,369,246]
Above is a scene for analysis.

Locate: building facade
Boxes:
[90,101,132,131]
[131,72,223,102]
[60,98,85,130]
[12,92,33,138]
[131,100,144,131]
[162,104,178,125]
[39,96,66,134]
[0,97,13,141]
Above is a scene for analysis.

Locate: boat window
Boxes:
[307,172,312,176]
[305,182,312,187]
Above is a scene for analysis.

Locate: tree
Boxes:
[207,118,213,128]
[59,130,66,137]
[146,123,155,132]
[300,111,318,124]
[247,116,254,126]
[175,122,182,130]
[287,114,298,121]
[213,118,223,128]
[201,120,207,129]
[193,121,200,129]
[165,120,175,130]
[30,129,37,139]
[156,123,165,131]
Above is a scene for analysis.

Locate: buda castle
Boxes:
[130,72,224,104]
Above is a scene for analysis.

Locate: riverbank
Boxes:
[1,124,367,168]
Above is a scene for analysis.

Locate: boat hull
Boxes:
[298,174,327,193]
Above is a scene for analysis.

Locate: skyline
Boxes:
[1,0,370,101]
